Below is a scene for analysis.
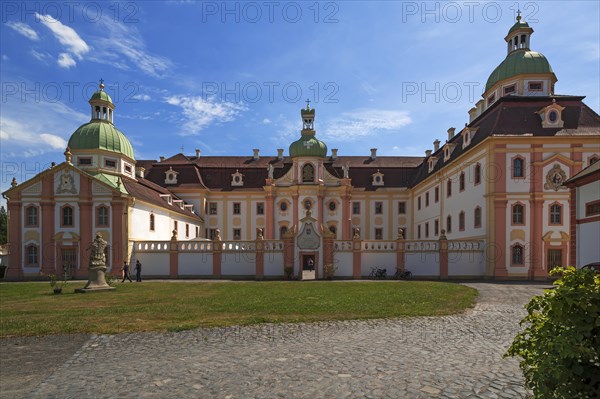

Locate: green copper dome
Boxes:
[68,121,135,160]
[485,50,553,92]
[90,89,113,103]
[507,19,530,34]
[289,134,327,158]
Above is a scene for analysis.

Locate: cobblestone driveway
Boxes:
[1,283,550,398]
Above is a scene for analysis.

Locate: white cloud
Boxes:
[6,21,39,41]
[165,95,248,135]
[30,49,51,62]
[35,13,90,59]
[57,52,76,68]
[132,94,151,101]
[91,19,173,77]
[323,109,412,140]
[262,118,271,124]
[40,133,67,149]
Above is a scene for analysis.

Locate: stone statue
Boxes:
[257,228,264,240]
[342,163,350,179]
[398,228,405,240]
[214,229,222,241]
[76,233,115,292]
[353,227,360,239]
[267,164,274,179]
[171,229,178,240]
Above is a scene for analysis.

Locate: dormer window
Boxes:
[372,170,384,186]
[503,84,516,95]
[231,169,244,187]
[444,144,456,162]
[160,194,172,205]
[164,167,178,184]
[428,157,438,173]
[536,101,565,128]
[462,131,471,148]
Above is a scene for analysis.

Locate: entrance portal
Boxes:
[302,254,316,280]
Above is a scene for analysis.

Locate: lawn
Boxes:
[0,281,478,337]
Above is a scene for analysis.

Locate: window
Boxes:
[375,228,383,240]
[328,201,336,211]
[195,226,199,237]
[208,229,218,240]
[62,206,73,227]
[149,213,155,231]
[459,211,465,231]
[280,226,288,238]
[124,164,132,174]
[302,163,314,183]
[185,224,190,238]
[417,225,421,239]
[590,156,599,166]
[586,200,600,217]
[209,202,218,215]
[374,202,383,214]
[434,219,439,236]
[25,206,38,226]
[528,82,543,91]
[352,202,360,215]
[512,204,525,225]
[280,202,288,212]
[547,249,563,271]
[104,159,116,168]
[550,203,562,225]
[233,228,241,240]
[233,203,241,215]
[425,192,429,207]
[97,206,109,227]
[174,221,178,232]
[474,207,482,228]
[459,172,465,191]
[503,84,516,95]
[512,244,524,265]
[474,163,481,185]
[446,215,452,233]
[304,199,312,210]
[425,222,429,238]
[446,179,452,197]
[513,157,525,178]
[418,196,421,210]
[548,111,558,123]
[434,187,439,203]
[487,93,496,106]
[256,202,264,215]
[78,157,92,166]
[27,245,38,265]
[398,201,406,214]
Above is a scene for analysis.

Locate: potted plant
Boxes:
[49,273,67,294]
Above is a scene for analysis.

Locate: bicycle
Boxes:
[393,269,412,280]
[368,267,387,279]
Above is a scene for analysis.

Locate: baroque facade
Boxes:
[3,17,600,280]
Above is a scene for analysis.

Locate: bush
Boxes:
[506,266,600,399]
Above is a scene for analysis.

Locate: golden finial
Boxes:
[516,10,522,22]
[99,78,105,90]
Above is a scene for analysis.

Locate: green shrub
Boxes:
[506,266,600,399]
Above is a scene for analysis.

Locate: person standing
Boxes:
[122,261,132,283]
[308,258,314,272]
[135,260,142,282]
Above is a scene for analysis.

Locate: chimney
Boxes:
[468,107,477,123]
[370,148,377,160]
[195,149,201,157]
[135,166,145,179]
[253,149,260,160]
[331,148,338,160]
[425,149,432,157]
[447,127,456,140]
[277,148,284,160]
[159,156,165,162]
[433,139,440,152]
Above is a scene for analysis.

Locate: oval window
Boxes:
[329,201,336,211]
[280,202,288,211]
[548,111,558,123]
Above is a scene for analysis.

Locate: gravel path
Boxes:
[0,282,550,398]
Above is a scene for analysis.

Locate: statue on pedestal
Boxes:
[76,233,115,293]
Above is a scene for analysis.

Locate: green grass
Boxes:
[0,281,478,337]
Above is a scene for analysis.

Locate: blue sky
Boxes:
[1,1,599,199]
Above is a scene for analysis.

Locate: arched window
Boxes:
[512,157,525,178]
[97,206,109,227]
[25,205,38,226]
[446,215,452,233]
[550,203,562,225]
[474,207,482,228]
[474,163,481,185]
[512,244,524,265]
[280,226,288,238]
[149,213,155,231]
[459,211,465,231]
[512,204,525,225]
[459,172,465,191]
[446,179,452,197]
[26,245,38,266]
[62,205,73,227]
[280,202,288,212]
[302,163,314,183]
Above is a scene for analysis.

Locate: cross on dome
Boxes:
[305,98,311,110]
[303,141,314,149]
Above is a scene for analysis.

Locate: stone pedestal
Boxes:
[75,266,115,293]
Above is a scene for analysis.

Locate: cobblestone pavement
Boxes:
[1,283,550,398]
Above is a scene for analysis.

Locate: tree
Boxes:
[506,266,600,398]
[0,206,7,245]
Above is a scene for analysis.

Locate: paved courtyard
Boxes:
[0,282,550,398]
